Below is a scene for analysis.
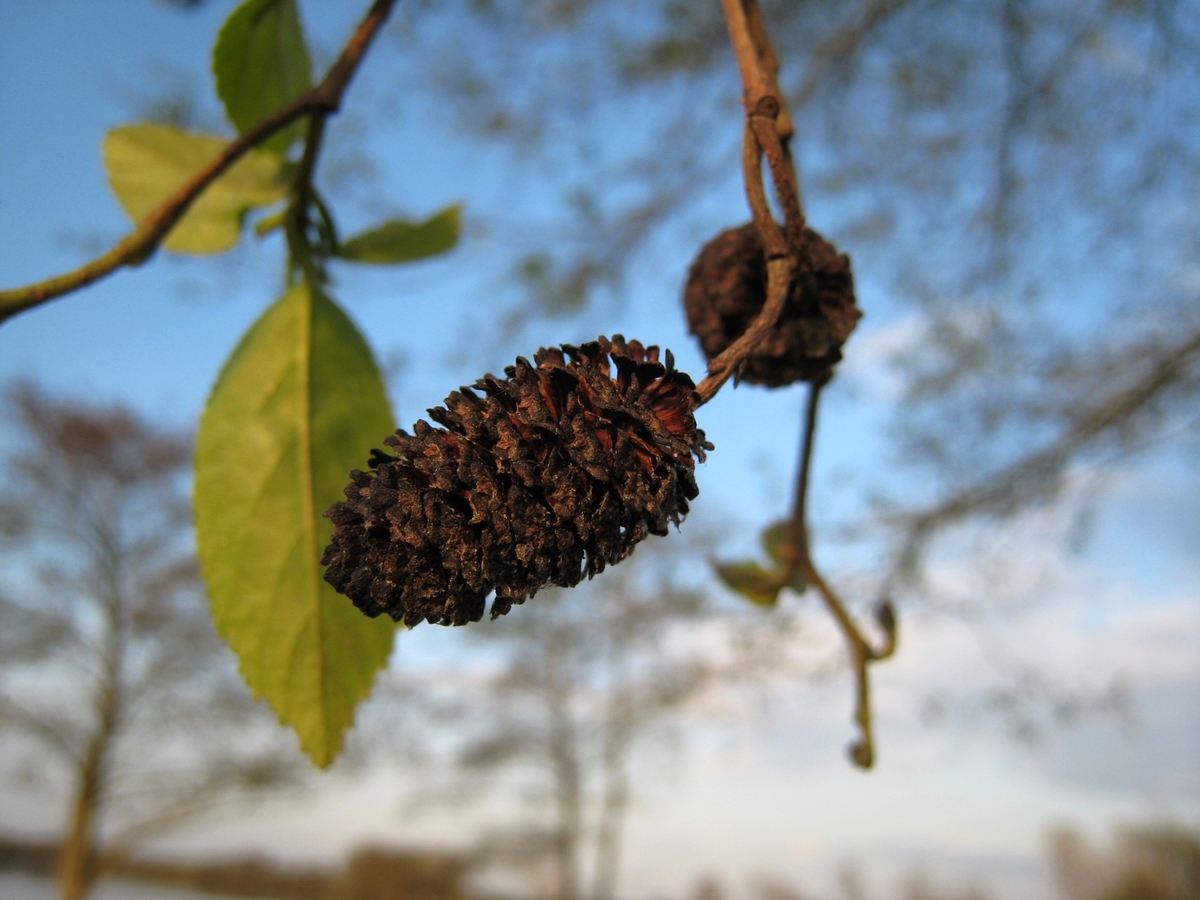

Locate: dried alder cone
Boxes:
[323,336,712,627]
[684,223,861,386]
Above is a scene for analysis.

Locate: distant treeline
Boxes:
[0,835,471,900]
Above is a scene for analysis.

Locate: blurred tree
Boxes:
[748,866,992,900]
[0,383,301,900]
[339,846,470,900]
[1051,823,1200,900]
[395,539,784,900]
[896,871,989,900]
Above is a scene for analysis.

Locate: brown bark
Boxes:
[57,562,124,900]
[57,687,118,900]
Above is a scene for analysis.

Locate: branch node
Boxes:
[752,95,781,118]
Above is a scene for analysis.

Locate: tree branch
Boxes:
[884,324,1200,592]
[0,0,396,325]
[0,694,84,765]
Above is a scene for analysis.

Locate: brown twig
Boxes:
[695,0,808,404]
[704,0,896,768]
[0,0,396,326]
[742,0,795,146]
[723,0,805,245]
[783,382,898,769]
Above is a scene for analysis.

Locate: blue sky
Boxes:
[1,4,1197,899]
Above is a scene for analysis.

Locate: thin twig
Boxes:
[285,111,331,284]
[722,0,805,245]
[788,379,823,549]
[721,0,773,107]
[783,383,897,768]
[0,0,396,325]
[709,0,898,770]
[695,0,807,404]
[750,116,806,249]
[742,0,794,145]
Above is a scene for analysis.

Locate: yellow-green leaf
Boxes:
[761,520,809,594]
[255,208,287,237]
[762,520,792,567]
[336,205,461,265]
[213,0,312,156]
[195,283,396,767]
[104,124,288,254]
[714,561,784,607]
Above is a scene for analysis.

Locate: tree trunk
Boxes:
[547,664,582,900]
[57,732,106,900]
[591,706,631,900]
[58,592,123,900]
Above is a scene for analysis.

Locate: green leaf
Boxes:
[761,520,809,594]
[213,0,312,156]
[336,205,461,264]
[104,124,288,254]
[762,520,792,567]
[255,208,287,237]
[195,283,396,767]
[714,561,784,607]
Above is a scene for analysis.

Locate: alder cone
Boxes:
[322,336,711,627]
[684,223,861,386]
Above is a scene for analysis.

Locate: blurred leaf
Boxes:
[336,205,461,264]
[195,282,396,767]
[761,520,808,593]
[876,599,897,639]
[213,0,312,156]
[254,207,286,237]
[714,561,783,607]
[104,123,287,254]
[762,520,791,567]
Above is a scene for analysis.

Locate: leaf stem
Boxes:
[784,382,898,769]
[286,112,331,285]
[0,0,396,325]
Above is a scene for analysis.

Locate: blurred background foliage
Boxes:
[382,0,1200,583]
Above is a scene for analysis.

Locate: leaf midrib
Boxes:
[295,286,329,760]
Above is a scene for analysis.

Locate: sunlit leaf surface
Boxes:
[104,124,287,254]
[337,205,461,264]
[213,0,312,156]
[195,283,396,767]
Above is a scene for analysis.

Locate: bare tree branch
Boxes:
[885,323,1200,590]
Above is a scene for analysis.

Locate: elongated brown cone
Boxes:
[322,336,712,627]
[684,223,861,386]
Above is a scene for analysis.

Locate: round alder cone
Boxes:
[322,336,712,628]
[683,223,862,386]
